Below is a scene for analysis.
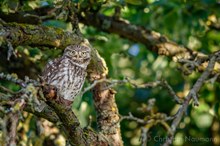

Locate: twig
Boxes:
[3,99,25,146]
[137,81,161,88]
[81,78,182,104]
[162,54,217,146]
[0,73,41,88]
[160,80,183,104]
[141,127,149,146]
[80,78,107,96]
[206,73,220,84]
[190,90,199,106]
[7,112,19,145]
[0,85,15,94]
[0,18,6,25]
[121,110,174,146]
[7,41,17,61]
[121,112,174,125]
[178,58,200,67]
[0,73,26,87]
[120,112,146,124]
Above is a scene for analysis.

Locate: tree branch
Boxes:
[162,51,219,146]
[81,78,182,104]
[0,22,83,48]
[87,45,123,146]
[43,85,107,146]
[79,12,193,57]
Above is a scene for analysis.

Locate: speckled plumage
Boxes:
[42,45,91,101]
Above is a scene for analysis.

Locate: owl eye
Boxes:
[81,52,86,56]
[70,51,75,55]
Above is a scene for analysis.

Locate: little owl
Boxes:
[42,44,91,103]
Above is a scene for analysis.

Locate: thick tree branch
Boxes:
[24,103,59,123]
[0,92,59,124]
[80,13,194,57]
[43,85,108,146]
[87,45,123,146]
[0,22,82,48]
[0,6,56,24]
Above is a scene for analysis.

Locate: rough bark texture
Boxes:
[43,85,108,146]
[87,48,123,146]
[0,23,82,48]
[92,82,122,146]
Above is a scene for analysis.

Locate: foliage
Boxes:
[0,0,220,146]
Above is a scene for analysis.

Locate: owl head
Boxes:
[64,45,91,69]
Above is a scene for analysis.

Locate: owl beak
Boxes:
[77,53,80,60]
[77,52,83,60]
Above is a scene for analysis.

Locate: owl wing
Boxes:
[42,58,62,82]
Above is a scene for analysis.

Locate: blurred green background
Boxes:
[0,0,220,146]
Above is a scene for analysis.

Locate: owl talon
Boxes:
[43,84,73,107]
[43,85,57,99]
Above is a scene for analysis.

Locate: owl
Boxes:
[42,44,91,102]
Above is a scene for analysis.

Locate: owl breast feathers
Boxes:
[42,45,91,101]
